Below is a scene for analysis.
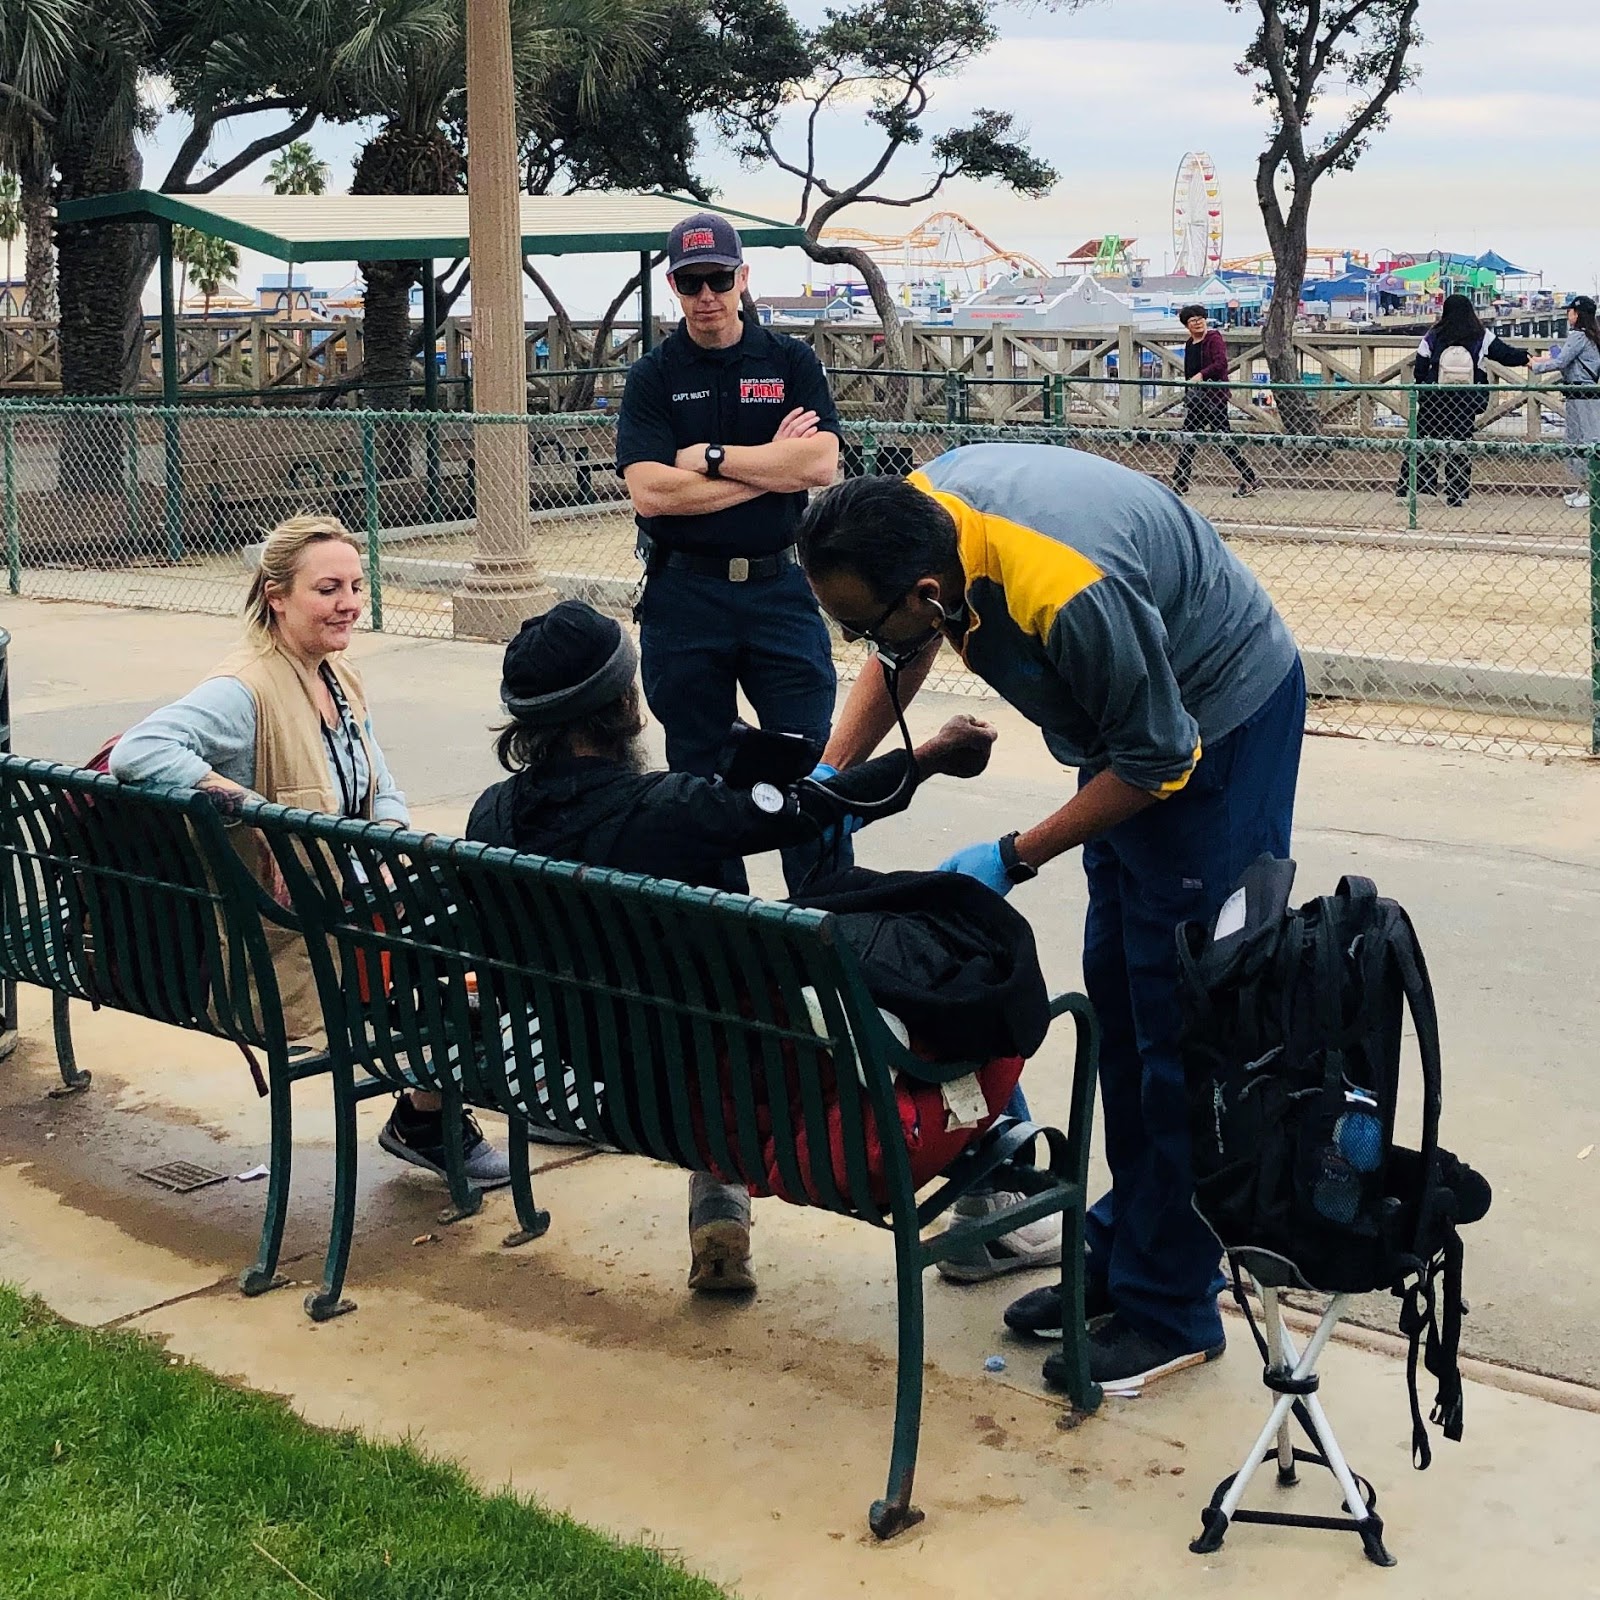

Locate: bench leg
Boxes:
[240,1063,293,1299]
[435,1083,483,1225]
[502,1117,551,1248]
[870,1228,927,1540]
[1049,1193,1104,1417]
[48,992,92,1096]
[305,1060,359,1322]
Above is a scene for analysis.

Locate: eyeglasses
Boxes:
[838,591,909,647]
[673,268,738,296]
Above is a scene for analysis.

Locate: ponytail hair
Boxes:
[242,515,362,645]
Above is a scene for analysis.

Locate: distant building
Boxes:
[949,270,1263,332]
[256,274,326,317]
[754,292,858,325]
[1,280,23,317]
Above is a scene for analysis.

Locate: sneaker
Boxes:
[1564,491,1591,509]
[1002,1277,1114,1339]
[1232,480,1258,499]
[1043,1313,1224,1392]
[688,1172,755,1292]
[378,1098,513,1189]
[934,1191,1064,1284]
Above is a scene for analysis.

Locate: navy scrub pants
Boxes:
[1082,658,1305,1351]
[638,560,844,894]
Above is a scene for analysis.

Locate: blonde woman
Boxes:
[111,515,510,1188]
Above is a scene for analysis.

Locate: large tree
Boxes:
[0,0,351,407]
[1227,0,1423,431]
[329,0,657,420]
[721,0,1057,378]
[516,0,805,409]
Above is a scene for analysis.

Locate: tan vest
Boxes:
[210,641,378,1044]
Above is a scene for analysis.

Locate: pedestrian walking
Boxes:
[1531,295,1600,510]
[1171,306,1257,499]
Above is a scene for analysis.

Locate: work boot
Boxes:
[688,1171,755,1292]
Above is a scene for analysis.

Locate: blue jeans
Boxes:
[1082,659,1305,1350]
[638,560,846,893]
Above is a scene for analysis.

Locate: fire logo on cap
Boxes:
[681,228,716,252]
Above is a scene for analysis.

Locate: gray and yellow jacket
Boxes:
[913,444,1298,793]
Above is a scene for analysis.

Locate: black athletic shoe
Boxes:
[378,1099,512,1188]
[1003,1277,1114,1340]
[1232,479,1258,499]
[1046,1313,1224,1390]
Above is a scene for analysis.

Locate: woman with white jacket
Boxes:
[1531,295,1600,510]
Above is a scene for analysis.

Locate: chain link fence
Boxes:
[2,401,1596,757]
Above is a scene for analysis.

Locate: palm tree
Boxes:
[332,0,659,416]
[189,232,240,318]
[0,170,19,314]
[268,139,329,313]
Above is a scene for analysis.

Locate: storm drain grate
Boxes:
[136,1161,230,1194]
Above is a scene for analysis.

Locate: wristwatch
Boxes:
[998,831,1039,885]
[704,444,726,479]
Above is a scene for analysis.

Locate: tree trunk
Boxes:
[54,125,148,493]
[1260,185,1316,435]
[358,258,418,477]
[564,265,650,413]
[523,260,582,408]
[20,150,56,321]
[801,238,911,419]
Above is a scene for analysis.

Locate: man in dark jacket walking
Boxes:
[466,601,997,1290]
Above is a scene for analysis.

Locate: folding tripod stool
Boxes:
[1191,1273,1396,1568]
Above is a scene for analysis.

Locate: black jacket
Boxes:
[466,749,919,892]
[793,867,1050,1063]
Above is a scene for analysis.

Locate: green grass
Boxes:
[0,1285,730,1599]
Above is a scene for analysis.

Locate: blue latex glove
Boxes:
[937,839,1012,897]
[807,762,863,840]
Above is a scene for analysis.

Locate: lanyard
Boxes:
[318,664,362,818]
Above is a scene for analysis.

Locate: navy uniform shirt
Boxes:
[616,315,840,558]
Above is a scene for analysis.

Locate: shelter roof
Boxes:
[53,190,808,263]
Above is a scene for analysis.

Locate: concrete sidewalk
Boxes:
[2,595,1599,1596]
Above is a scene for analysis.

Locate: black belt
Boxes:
[659,545,797,583]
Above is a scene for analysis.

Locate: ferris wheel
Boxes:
[1172,151,1224,277]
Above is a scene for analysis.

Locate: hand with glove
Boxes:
[913,714,998,779]
[937,838,1013,897]
[807,762,863,840]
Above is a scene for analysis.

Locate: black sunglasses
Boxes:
[673,268,738,296]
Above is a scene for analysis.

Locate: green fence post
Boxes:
[861,427,879,476]
[361,416,383,633]
[1590,448,1600,756]
[3,414,18,595]
[163,409,184,561]
[944,371,960,424]
[1406,388,1419,532]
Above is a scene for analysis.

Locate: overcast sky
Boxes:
[141,0,1600,316]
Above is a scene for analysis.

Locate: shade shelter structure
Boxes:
[53,189,810,409]
[55,187,808,638]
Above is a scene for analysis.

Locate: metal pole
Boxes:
[639,250,654,355]
[422,260,443,524]
[156,222,186,561]
[3,416,17,595]
[1406,388,1419,533]
[1590,447,1599,756]
[422,260,440,412]
[455,0,545,641]
[362,416,383,634]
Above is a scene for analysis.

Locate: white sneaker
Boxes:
[1564,491,1591,509]
[935,1190,1064,1284]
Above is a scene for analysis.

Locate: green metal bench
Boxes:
[0,755,344,1303]
[253,803,1105,1538]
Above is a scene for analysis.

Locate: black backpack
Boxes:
[1177,856,1491,1468]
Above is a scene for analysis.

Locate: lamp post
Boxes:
[454,0,547,640]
